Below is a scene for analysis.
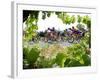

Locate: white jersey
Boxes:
[47,29,51,33]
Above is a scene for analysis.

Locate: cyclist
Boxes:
[65,28,72,36]
[71,26,82,35]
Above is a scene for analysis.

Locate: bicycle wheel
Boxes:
[68,36,74,43]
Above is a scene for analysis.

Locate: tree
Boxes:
[23,11,39,41]
[70,15,76,24]
[42,11,52,19]
[77,15,82,23]
[82,15,91,29]
[82,15,91,48]
[56,12,72,25]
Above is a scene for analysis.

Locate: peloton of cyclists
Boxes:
[66,26,83,37]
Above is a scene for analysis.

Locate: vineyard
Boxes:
[23,10,91,69]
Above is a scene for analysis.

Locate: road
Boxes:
[28,40,72,48]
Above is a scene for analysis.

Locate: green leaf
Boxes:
[36,56,55,68]
[70,15,76,23]
[64,58,70,67]
[55,53,67,67]
[27,48,40,67]
[82,54,91,66]
[67,59,83,67]
[77,15,82,23]
[65,14,71,24]
[23,47,29,59]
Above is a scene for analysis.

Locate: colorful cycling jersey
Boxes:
[71,29,82,34]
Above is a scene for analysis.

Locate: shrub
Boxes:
[23,47,29,59]
[55,53,67,67]
[26,47,40,68]
[36,56,55,68]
